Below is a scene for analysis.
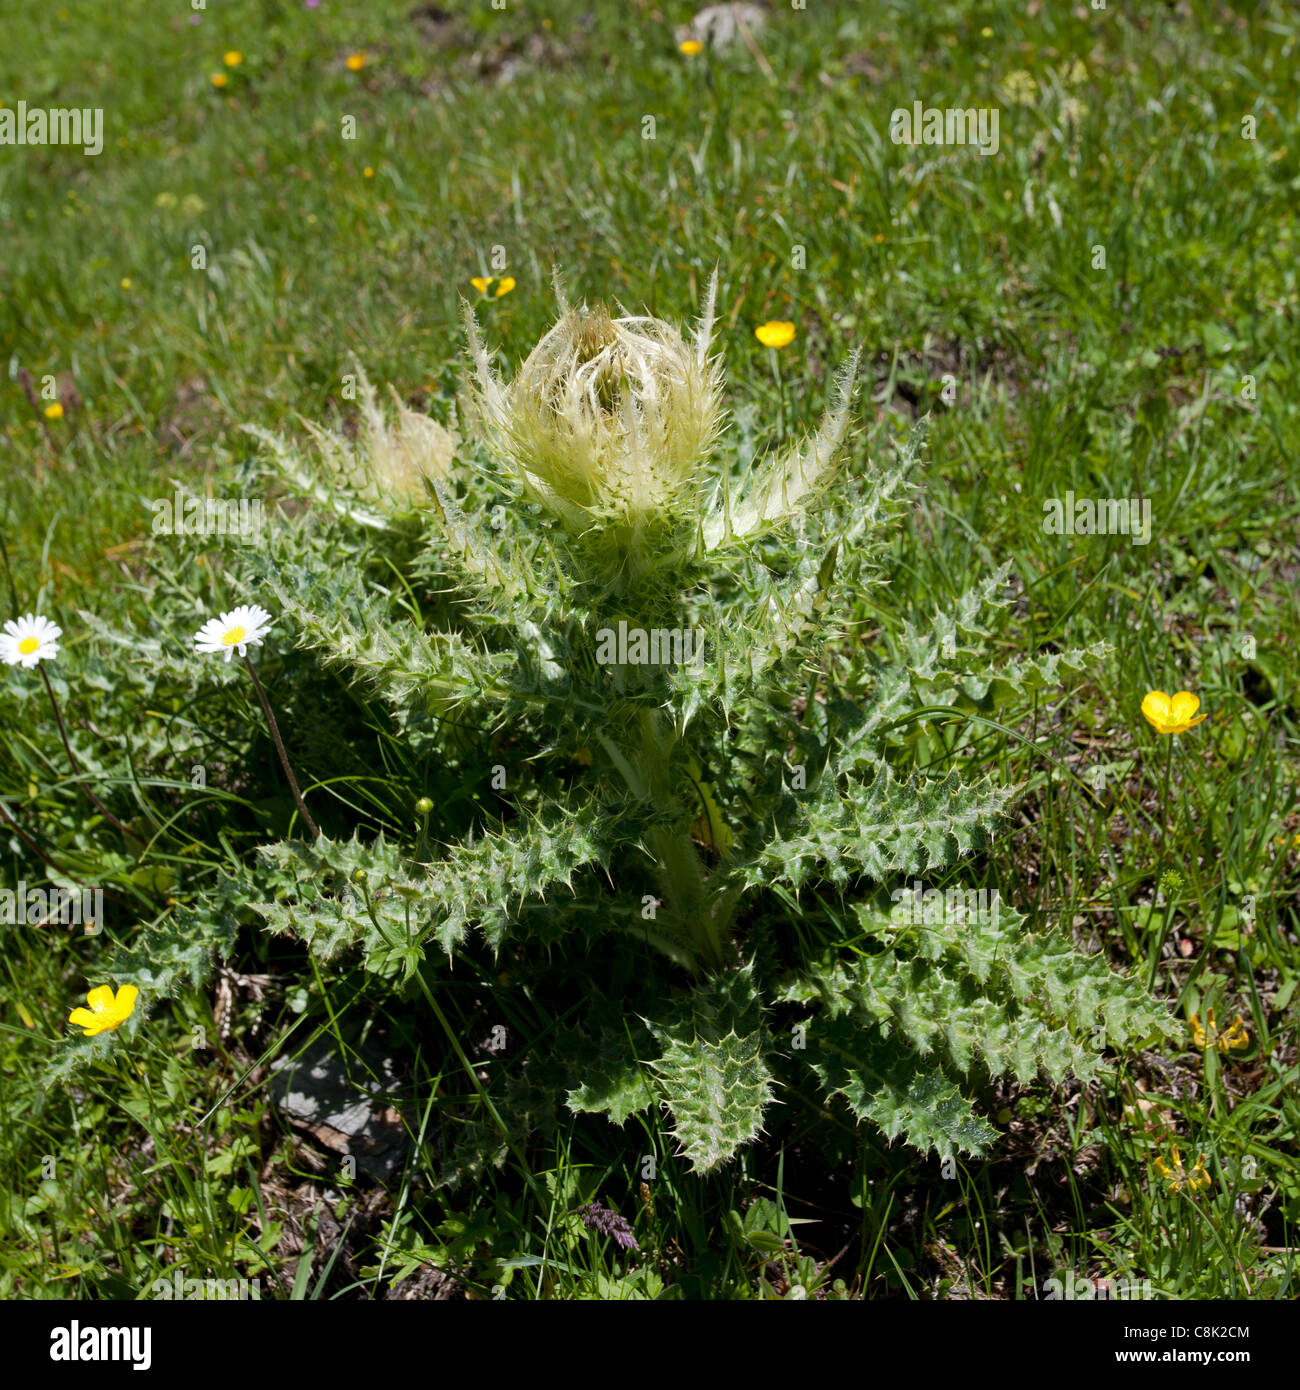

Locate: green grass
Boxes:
[2,0,1297,1299]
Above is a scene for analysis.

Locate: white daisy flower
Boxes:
[193,604,274,662]
[0,613,63,668]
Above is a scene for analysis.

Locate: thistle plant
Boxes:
[236,275,1169,1173]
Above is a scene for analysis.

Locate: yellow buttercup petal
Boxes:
[470,277,490,294]
[68,1008,98,1030]
[494,276,516,297]
[85,985,116,1013]
[114,985,139,1015]
[1169,691,1200,723]
[1141,690,1172,726]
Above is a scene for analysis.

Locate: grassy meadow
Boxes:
[1,0,1298,1301]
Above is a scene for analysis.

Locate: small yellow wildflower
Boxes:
[120,277,132,289]
[363,166,374,178]
[43,403,64,420]
[1153,1145,1211,1194]
[1190,1007,1249,1053]
[980,27,993,38]
[471,275,516,298]
[210,73,228,89]
[1141,690,1208,734]
[68,984,139,1037]
[223,51,243,67]
[679,40,704,57]
[999,69,1038,105]
[755,320,796,349]
[346,52,366,71]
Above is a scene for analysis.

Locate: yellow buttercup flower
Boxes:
[68,984,139,1038]
[1141,690,1208,735]
[223,51,243,67]
[755,320,796,349]
[43,402,64,420]
[210,72,228,89]
[471,275,515,298]
[1153,1145,1211,1194]
[1190,1007,1249,1053]
[679,40,704,57]
[346,52,366,71]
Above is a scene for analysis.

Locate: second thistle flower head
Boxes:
[465,276,725,535]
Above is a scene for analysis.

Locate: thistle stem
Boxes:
[242,653,320,840]
[635,710,730,972]
[39,664,144,847]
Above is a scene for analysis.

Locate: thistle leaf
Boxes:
[806,1017,997,1159]
[647,966,773,1172]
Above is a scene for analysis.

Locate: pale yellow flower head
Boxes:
[464,275,725,534]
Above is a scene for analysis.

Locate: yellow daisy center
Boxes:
[222,626,247,646]
[17,636,39,654]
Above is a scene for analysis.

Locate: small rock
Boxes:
[269,1037,411,1182]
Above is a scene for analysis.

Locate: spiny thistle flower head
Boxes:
[246,362,457,527]
[464,273,725,536]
